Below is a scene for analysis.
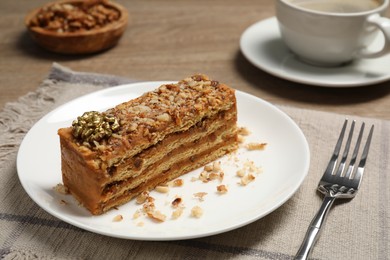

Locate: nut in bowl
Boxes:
[25,0,128,54]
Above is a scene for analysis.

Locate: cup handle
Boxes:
[357,14,390,58]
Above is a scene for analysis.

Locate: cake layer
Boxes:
[102,119,236,199]
[97,135,237,214]
[106,106,236,182]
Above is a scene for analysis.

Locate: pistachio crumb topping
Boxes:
[72,111,120,145]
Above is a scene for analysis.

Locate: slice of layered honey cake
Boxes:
[58,74,238,215]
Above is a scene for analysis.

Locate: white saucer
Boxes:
[240,17,390,87]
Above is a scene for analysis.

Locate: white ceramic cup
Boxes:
[276,0,390,66]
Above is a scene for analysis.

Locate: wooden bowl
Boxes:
[25,0,128,54]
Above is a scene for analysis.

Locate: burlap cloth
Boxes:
[1,63,389,260]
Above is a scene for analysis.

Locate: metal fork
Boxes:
[295,119,374,260]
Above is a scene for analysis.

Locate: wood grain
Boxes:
[1,0,389,119]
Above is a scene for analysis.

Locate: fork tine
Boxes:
[334,120,355,177]
[324,119,348,176]
[352,124,374,187]
[344,122,364,179]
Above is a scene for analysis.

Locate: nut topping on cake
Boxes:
[71,111,120,145]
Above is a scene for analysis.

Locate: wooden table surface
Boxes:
[1,0,389,120]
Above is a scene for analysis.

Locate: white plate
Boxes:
[17,82,310,240]
[240,17,390,87]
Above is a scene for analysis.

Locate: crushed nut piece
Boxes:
[60,199,68,205]
[136,191,149,204]
[147,210,167,222]
[198,161,224,183]
[193,192,208,201]
[236,169,245,177]
[146,196,155,203]
[171,207,184,220]
[208,172,220,181]
[237,127,251,136]
[246,142,267,151]
[54,183,69,195]
[236,160,262,182]
[240,173,256,186]
[133,210,142,219]
[199,171,209,182]
[237,127,251,144]
[217,184,228,194]
[113,214,123,222]
[212,161,221,171]
[155,185,170,193]
[204,164,213,172]
[142,200,156,213]
[244,160,262,173]
[191,206,203,218]
[172,179,184,187]
[171,197,183,208]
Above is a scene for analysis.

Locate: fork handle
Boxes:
[295,195,336,260]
